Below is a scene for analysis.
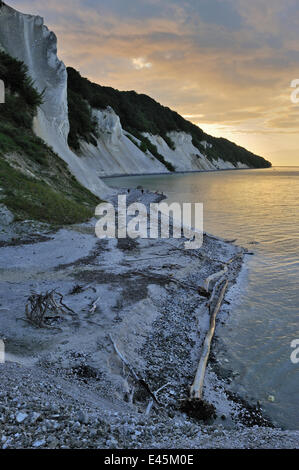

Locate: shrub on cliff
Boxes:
[0,51,43,110]
[67,89,98,151]
[0,51,100,224]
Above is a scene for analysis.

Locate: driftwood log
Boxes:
[190,279,228,399]
[204,266,228,292]
[181,278,229,421]
[89,296,101,314]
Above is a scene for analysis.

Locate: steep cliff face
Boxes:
[0,2,110,197]
[78,107,168,176]
[143,132,215,172]
[67,67,271,173]
[146,131,249,171]
[0,2,271,190]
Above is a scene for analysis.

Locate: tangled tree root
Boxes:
[25,290,76,328]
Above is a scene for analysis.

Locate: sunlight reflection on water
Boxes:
[105,167,299,429]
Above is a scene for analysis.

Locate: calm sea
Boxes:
[105,167,299,429]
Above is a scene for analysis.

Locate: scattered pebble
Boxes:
[16,412,28,424]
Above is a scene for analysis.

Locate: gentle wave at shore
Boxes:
[106,167,299,429]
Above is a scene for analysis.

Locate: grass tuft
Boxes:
[0,51,101,225]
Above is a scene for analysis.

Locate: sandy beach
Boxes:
[0,188,298,449]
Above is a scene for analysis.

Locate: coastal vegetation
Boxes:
[0,51,100,224]
[67,67,271,169]
[67,67,175,171]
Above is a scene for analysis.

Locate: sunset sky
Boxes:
[9,0,299,166]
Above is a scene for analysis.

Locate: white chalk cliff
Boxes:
[0,2,110,197]
[79,107,168,176]
[143,132,215,172]
[0,3,248,197]
[143,133,249,171]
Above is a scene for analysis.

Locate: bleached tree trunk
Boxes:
[190,280,228,399]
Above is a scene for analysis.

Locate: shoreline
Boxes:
[101,167,259,180]
[0,188,298,449]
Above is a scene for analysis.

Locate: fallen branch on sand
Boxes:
[89,296,101,314]
[204,252,242,293]
[207,274,227,314]
[204,266,228,292]
[109,334,169,412]
[25,291,76,328]
[145,383,172,416]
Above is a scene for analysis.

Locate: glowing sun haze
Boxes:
[8,0,299,166]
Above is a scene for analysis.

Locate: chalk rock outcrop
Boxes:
[79,107,168,176]
[0,3,110,197]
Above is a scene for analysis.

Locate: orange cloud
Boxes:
[8,0,299,165]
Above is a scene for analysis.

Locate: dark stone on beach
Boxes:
[180,398,216,423]
[117,237,139,251]
[197,286,211,298]
[71,365,100,381]
[69,284,84,295]
[77,411,88,424]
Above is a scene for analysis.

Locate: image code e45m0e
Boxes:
[148,454,194,465]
